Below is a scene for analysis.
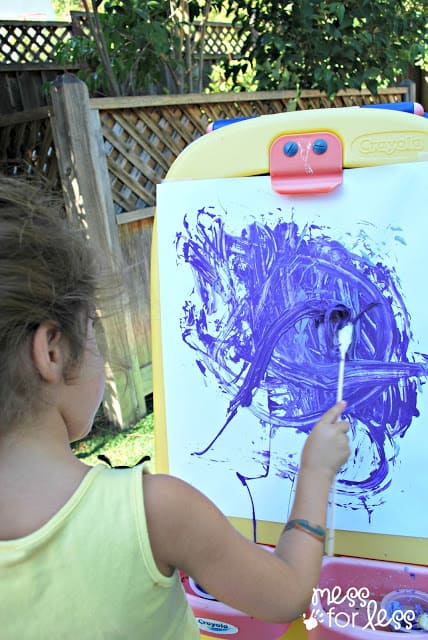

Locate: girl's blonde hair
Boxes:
[0,176,100,427]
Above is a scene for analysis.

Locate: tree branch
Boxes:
[81,0,121,96]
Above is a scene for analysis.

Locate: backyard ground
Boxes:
[72,409,155,468]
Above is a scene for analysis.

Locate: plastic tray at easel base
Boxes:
[308,556,428,640]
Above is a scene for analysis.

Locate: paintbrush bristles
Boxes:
[337,323,353,360]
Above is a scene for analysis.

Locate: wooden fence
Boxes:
[0,18,80,113]
[0,16,242,114]
[0,81,409,210]
[0,77,411,427]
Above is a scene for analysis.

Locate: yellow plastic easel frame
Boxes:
[151,107,428,568]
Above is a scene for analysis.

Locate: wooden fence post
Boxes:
[49,72,147,428]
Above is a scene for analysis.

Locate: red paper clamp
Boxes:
[270,131,343,195]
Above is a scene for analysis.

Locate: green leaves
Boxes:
[54,0,427,97]
[228,0,428,95]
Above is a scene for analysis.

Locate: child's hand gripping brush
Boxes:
[326,322,353,557]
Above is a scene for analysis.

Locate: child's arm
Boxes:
[272,401,349,609]
[143,401,349,624]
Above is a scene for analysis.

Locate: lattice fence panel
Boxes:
[0,18,241,67]
[0,22,72,64]
[99,104,206,213]
[202,22,244,58]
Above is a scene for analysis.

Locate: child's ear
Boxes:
[32,321,64,383]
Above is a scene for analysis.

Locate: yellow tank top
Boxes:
[0,463,199,639]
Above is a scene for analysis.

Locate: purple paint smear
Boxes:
[175,207,428,528]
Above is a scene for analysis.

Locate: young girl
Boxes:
[0,176,350,639]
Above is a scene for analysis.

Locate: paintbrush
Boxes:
[326,322,353,557]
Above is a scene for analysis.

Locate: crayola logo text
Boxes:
[358,135,424,155]
[196,617,239,635]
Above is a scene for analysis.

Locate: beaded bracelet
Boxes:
[283,518,326,543]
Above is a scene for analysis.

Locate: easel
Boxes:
[152,106,428,639]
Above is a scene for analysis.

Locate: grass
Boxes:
[72,411,155,468]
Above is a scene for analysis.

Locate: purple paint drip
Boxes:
[176,209,428,526]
